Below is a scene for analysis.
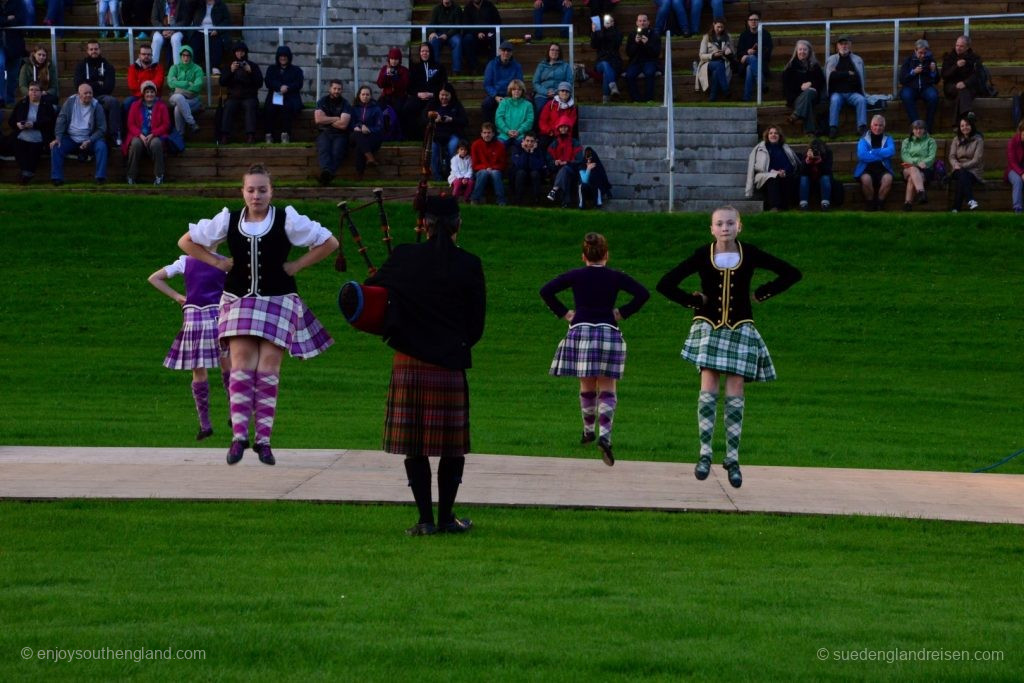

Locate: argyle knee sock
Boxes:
[191,380,211,431]
[437,456,466,526]
[724,395,745,465]
[253,371,280,446]
[579,391,598,436]
[698,391,718,459]
[221,369,231,397]
[404,456,434,525]
[228,369,256,442]
[598,391,617,442]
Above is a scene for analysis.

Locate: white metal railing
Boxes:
[663,31,675,213]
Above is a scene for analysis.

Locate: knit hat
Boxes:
[388,47,402,60]
[557,81,572,92]
[140,80,157,93]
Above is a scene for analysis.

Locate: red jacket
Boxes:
[123,99,172,155]
[471,137,506,171]
[538,99,577,137]
[127,61,166,97]
[547,133,583,165]
[1006,134,1024,182]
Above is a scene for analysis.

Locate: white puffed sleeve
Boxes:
[163,255,188,278]
[188,208,232,247]
[283,205,334,248]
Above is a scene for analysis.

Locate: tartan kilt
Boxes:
[218,292,333,359]
[384,352,470,457]
[549,323,627,379]
[163,304,223,370]
[681,320,776,382]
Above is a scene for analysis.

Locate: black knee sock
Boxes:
[437,456,466,526]
[404,456,434,525]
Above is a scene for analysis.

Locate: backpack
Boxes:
[380,105,402,142]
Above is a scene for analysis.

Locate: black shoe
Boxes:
[196,427,214,441]
[440,517,473,533]
[597,436,614,466]
[918,191,928,205]
[827,126,838,139]
[724,461,742,488]
[255,443,276,466]
[226,439,248,465]
[857,124,868,136]
[695,455,712,480]
[406,522,438,536]
[580,431,596,445]
[903,202,913,212]
[52,179,64,187]
[318,170,333,186]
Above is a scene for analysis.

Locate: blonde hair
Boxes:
[507,79,526,96]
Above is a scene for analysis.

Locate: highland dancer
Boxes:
[178,164,339,466]
[656,206,801,488]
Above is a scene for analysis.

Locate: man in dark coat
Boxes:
[941,35,989,122]
[73,41,122,145]
[364,196,487,536]
[218,41,263,143]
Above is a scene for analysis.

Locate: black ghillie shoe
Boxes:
[440,518,473,533]
[597,436,614,466]
[724,461,743,488]
[255,443,276,466]
[226,439,248,465]
[406,522,438,536]
[196,427,214,441]
[580,431,596,445]
[695,455,712,481]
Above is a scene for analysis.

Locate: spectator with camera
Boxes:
[590,13,623,103]
[625,14,660,103]
[218,41,263,144]
[696,18,734,102]
[900,39,939,134]
[797,138,835,211]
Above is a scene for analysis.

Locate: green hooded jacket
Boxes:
[167,46,205,96]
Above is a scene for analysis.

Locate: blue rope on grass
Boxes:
[973,448,1024,473]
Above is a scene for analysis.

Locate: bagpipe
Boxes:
[337,113,439,336]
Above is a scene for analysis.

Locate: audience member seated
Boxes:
[376,47,411,115]
[899,39,939,134]
[314,78,351,186]
[948,114,983,212]
[899,120,936,210]
[1005,120,1024,214]
[941,35,989,123]
[50,83,108,186]
[655,0,690,39]
[531,0,572,41]
[73,40,122,146]
[470,121,507,205]
[853,114,895,211]
[186,0,231,74]
[426,83,467,181]
[537,80,576,151]
[18,45,58,108]
[782,40,824,136]
[263,45,303,143]
[545,115,583,207]
[577,146,611,209]
[404,43,448,137]
[167,45,204,136]
[123,80,170,185]
[126,43,165,115]
[151,0,187,66]
[2,0,28,106]
[448,138,474,201]
[626,14,660,103]
[123,0,155,40]
[825,36,867,139]
[97,0,122,38]
[736,11,772,102]
[218,41,263,144]
[350,85,383,181]
[532,42,572,113]
[797,137,834,211]
[9,81,56,185]
[461,0,500,75]
[590,14,622,103]
[427,0,463,76]
[494,78,533,148]
[745,125,800,211]
[696,18,734,102]
[508,132,548,204]
[482,41,523,124]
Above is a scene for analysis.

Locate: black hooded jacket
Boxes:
[219,42,264,99]
[264,45,304,112]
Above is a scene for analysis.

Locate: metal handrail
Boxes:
[663,31,675,213]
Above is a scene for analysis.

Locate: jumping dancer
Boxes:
[656,206,801,488]
[178,164,339,466]
[540,232,649,465]
[147,252,230,440]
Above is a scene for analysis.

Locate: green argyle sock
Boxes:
[724,395,745,465]
[698,391,718,459]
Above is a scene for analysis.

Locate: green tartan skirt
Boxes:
[681,320,776,382]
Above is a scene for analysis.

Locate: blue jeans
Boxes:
[707,60,729,101]
[742,56,759,102]
[316,132,348,174]
[900,85,939,132]
[533,0,573,39]
[0,50,6,105]
[1009,172,1024,211]
[431,136,460,180]
[596,61,617,96]
[471,169,506,204]
[429,34,462,74]
[51,136,109,181]
[626,60,657,102]
[655,0,689,36]
[799,174,832,205]
[689,0,724,35]
[828,91,867,128]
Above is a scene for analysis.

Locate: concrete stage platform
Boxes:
[1,446,1022,525]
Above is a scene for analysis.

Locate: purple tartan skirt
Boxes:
[384,352,470,458]
[549,323,627,379]
[163,304,223,370]
[218,292,333,359]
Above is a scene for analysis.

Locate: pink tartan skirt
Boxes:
[163,304,223,370]
[384,352,470,458]
[218,292,333,359]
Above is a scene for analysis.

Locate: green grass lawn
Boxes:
[0,192,1021,473]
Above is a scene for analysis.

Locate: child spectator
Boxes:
[545,115,583,207]
[508,132,548,204]
[798,137,834,211]
[537,80,576,152]
[448,138,474,201]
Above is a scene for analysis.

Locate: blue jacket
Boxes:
[899,52,939,91]
[483,56,523,98]
[351,100,383,134]
[853,132,895,177]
